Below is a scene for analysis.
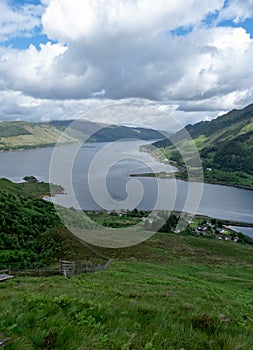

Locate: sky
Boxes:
[1,0,253,130]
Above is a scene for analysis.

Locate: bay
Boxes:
[0,141,253,227]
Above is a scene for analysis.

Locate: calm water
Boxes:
[0,141,253,228]
[228,226,253,239]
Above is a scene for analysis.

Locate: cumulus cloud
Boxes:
[0,0,43,42]
[0,89,112,122]
[0,91,175,130]
[2,24,253,104]
[166,27,253,99]
[0,42,67,97]
[42,0,224,42]
[0,0,253,128]
[0,89,220,130]
[218,0,253,23]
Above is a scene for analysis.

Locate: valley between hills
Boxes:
[1,104,253,349]
[1,103,253,189]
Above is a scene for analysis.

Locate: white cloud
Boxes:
[0,42,67,95]
[165,26,253,100]
[218,0,253,23]
[42,0,224,42]
[0,0,44,42]
[0,89,110,122]
[1,0,253,128]
[0,91,181,130]
[4,23,253,105]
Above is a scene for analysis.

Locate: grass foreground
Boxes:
[1,233,253,350]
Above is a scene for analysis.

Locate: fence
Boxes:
[1,258,112,277]
[59,259,75,276]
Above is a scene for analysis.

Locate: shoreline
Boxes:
[1,142,252,228]
[2,140,253,190]
[129,171,253,191]
[3,177,252,238]
[139,147,253,191]
[0,141,80,153]
[87,209,253,227]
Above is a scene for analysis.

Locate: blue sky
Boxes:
[1,0,253,128]
[1,0,47,49]
[220,18,253,37]
[3,0,253,48]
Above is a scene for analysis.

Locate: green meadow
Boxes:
[1,233,253,350]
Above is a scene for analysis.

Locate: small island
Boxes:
[23,175,38,183]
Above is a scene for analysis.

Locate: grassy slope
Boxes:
[0,179,97,269]
[0,120,165,152]
[152,103,253,188]
[0,122,78,151]
[0,179,253,349]
[0,234,253,350]
[0,178,63,197]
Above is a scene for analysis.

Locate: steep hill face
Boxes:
[153,103,253,187]
[0,119,165,151]
[187,104,253,174]
[0,178,99,269]
[50,119,166,142]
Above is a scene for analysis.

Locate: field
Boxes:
[1,233,253,350]
[0,122,78,151]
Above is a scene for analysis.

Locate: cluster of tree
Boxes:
[50,119,164,143]
[236,232,253,245]
[158,212,179,232]
[87,209,149,228]
[23,176,38,183]
[200,131,253,175]
[0,124,31,138]
[0,190,62,269]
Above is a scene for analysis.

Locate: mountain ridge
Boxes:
[152,103,253,188]
[0,119,166,151]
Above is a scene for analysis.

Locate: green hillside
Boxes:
[1,233,253,349]
[1,178,252,270]
[0,121,78,151]
[153,103,253,188]
[0,179,253,349]
[50,120,166,142]
[0,179,97,269]
[0,119,165,151]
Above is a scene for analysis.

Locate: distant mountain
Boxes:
[0,119,166,151]
[50,119,167,142]
[153,103,253,188]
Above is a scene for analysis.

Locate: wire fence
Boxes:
[0,258,112,277]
